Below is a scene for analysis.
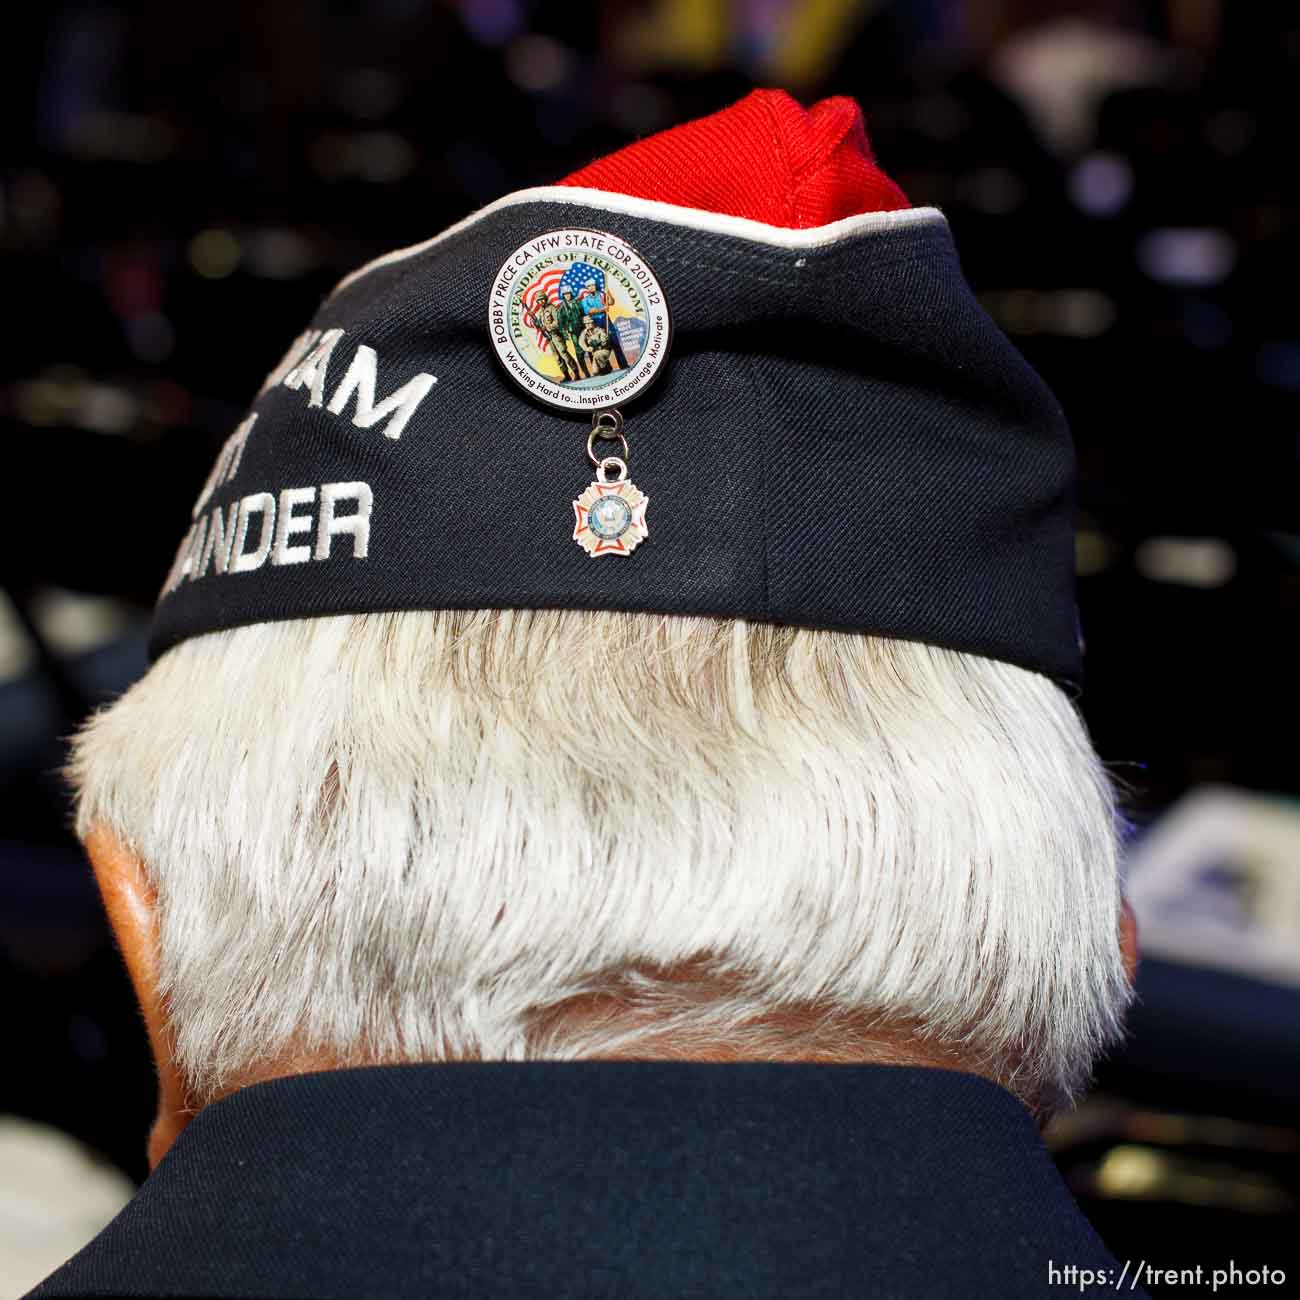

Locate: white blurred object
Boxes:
[28,586,138,657]
[1126,786,1300,988]
[0,1117,134,1299]
[1136,228,1238,287]
[1134,536,1237,587]
[990,18,1170,156]
[1068,152,1134,217]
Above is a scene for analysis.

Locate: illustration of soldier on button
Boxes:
[579,314,616,375]
[523,290,582,382]
[557,289,590,379]
[577,279,630,370]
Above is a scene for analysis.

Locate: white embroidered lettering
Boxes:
[192,414,258,519]
[315,481,373,560]
[188,514,216,581]
[229,492,277,572]
[260,329,319,394]
[272,486,317,566]
[282,328,345,407]
[326,345,436,441]
[201,501,241,576]
[160,522,198,597]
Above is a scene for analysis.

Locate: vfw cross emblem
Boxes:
[572,470,649,557]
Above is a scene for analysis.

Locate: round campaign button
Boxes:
[487,229,670,413]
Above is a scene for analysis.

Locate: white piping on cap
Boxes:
[329,185,947,298]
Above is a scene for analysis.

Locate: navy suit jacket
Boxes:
[29,1061,1145,1298]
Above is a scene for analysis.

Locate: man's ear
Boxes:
[1119,896,1140,990]
[84,824,195,1169]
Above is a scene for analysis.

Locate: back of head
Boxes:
[70,609,1128,1116]
[67,90,1130,1126]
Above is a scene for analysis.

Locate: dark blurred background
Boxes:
[3,1,1298,1293]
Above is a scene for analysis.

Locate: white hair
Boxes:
[67,610,1131,1111]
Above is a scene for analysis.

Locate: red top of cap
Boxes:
[557,88,910,229]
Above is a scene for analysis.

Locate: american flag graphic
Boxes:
[525,261,606,350]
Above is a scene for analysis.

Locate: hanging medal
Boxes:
[572,410,649,556]
[487,228,670,557]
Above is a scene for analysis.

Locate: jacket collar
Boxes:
[32,1061,1135,1299]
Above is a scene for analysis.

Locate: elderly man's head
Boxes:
[70,608,1135,1163]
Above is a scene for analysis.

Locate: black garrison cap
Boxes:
[151,92,1083,690]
